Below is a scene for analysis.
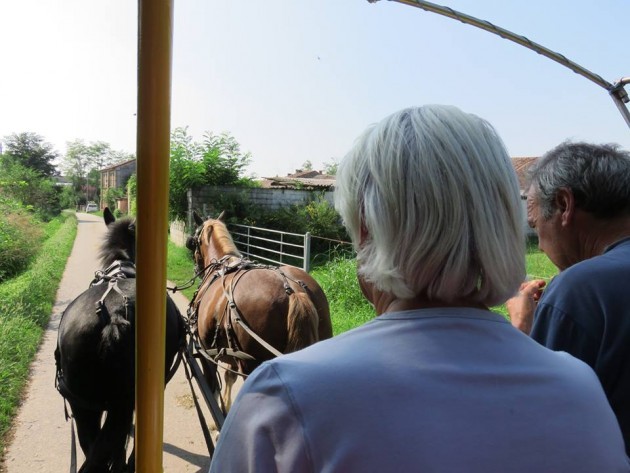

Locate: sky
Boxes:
[1,0,629,178]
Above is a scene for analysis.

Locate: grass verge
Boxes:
[0,211,77,452]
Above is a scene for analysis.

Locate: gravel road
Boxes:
[0,212,213,472]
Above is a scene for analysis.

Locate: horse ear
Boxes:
[185,236,196,251]
[104,207,116,226]
[217,211,226,221]
[193,211,204,227]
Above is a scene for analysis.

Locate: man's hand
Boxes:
[506,279,546,335]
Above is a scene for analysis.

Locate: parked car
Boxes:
[85,202,99,212]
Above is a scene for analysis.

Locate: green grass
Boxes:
[311,258,375,335]
[166,241,198,301]
[0,211,77,452]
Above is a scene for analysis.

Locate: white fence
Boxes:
[229,224,311,272]
[169,220,312,272]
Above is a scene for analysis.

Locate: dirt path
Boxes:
[0,213,212,472]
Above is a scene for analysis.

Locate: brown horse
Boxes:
[186,212,332,408]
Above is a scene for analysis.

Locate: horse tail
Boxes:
[100,308,132,359]
[285,290,319,352]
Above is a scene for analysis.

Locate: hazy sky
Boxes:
[1,0,628,177]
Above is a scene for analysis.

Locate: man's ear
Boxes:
[555,188,575,227]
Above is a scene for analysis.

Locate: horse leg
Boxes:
[222,366,239,412]
[80,403,134,473]
[126,445,135,473]
[71,404,102,463]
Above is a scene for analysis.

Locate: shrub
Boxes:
[103,187,125,210]
[0,156,61,221]
[127,174,137,216]
[0,196,43,282]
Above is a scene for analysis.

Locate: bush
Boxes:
[0,196,44,282]
[127,174,137,216]
[0,155,61,221]
[103,187,125,210]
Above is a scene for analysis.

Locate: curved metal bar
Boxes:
[368,0,630,129]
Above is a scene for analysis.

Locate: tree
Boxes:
[301,160,313,171]
[61,139,133,204]
[169,128,205,220]
[201,132,252,186]
[0,155,61,220]
[323,159,338,176]
[3,132,59,177]
[168,127,253,219]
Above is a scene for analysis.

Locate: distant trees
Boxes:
[323,159,338,176]
[61,140,134,205]
[0,153,61,220]
[3,132,59,177]
[168,127,254,219]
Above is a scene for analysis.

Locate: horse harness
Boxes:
[54,259,138,473]
[186,255,311,375]
[55,260,137,407]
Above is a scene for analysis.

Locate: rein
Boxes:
[166,258,223,294]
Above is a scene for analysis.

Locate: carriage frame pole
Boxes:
[136,0,174,470]
[368,0,630,130]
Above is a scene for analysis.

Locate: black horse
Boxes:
[55,208,184,472]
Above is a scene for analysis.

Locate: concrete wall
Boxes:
[187,185,334,226]
[186,185,535,241]
[170,220,188,247]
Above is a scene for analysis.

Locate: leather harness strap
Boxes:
[187,256,311,368]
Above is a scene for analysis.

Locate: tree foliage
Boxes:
[61,139,134,204]
[3,132,58,177]
[0,194,44,282]
[0,154,61,221]
[168,127,253,219]
[323,159,338,176]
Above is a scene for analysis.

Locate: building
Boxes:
[511,157,538,196]
[99,159,136,210]
[259,169,336,190]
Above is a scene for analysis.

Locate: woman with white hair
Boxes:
[209,105,629,472]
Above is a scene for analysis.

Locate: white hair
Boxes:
[334,105,525,307]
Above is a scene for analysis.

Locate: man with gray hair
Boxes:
[509,141,630,454]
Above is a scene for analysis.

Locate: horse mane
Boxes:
[100,217,136,268]
[205,219,241,258]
